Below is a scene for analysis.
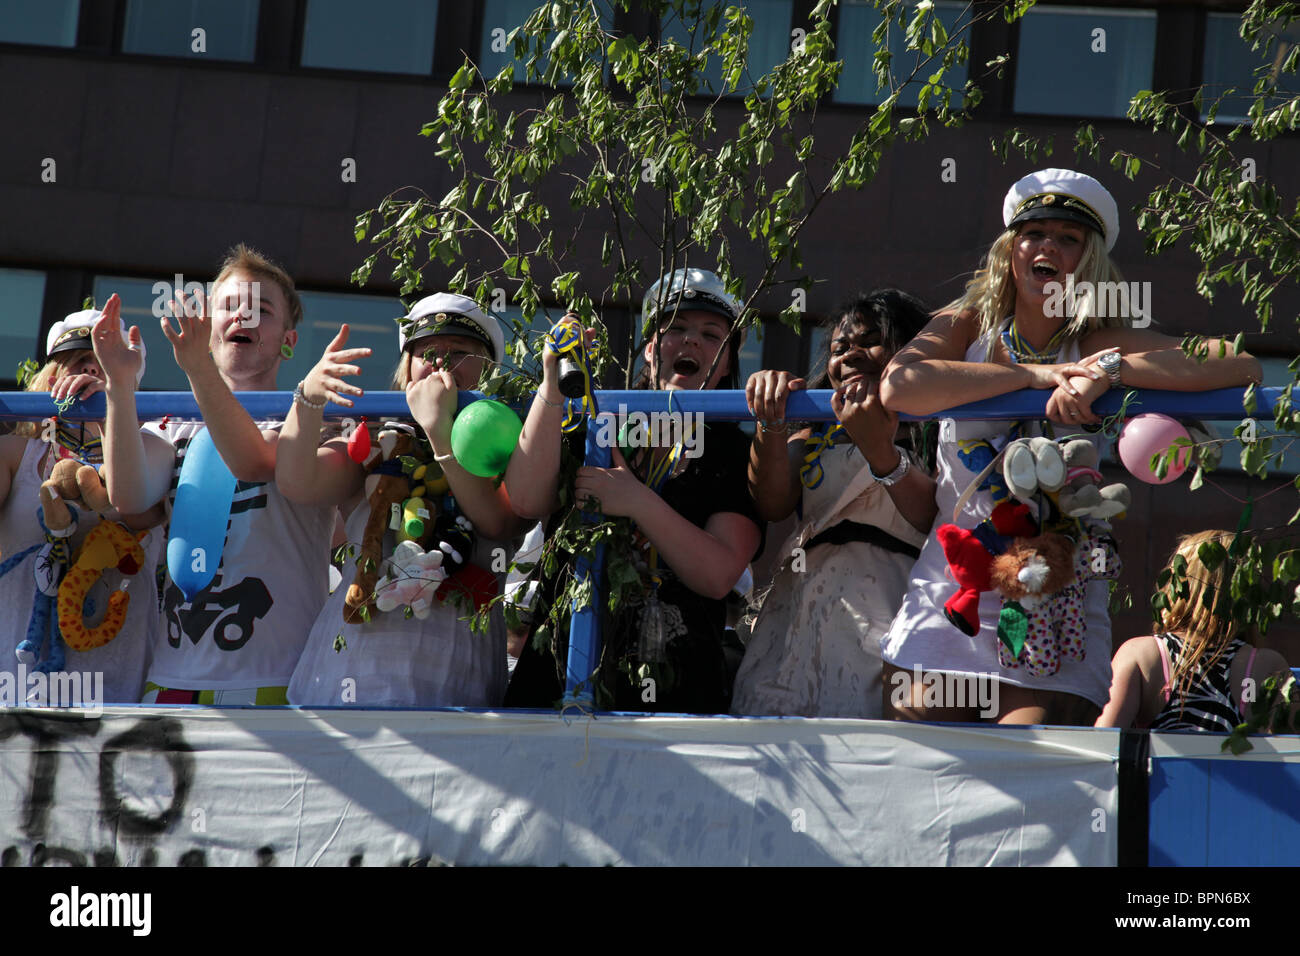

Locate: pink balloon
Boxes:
[1118,413,1192,484]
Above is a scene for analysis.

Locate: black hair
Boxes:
[806,288,937,471]
[806,288,931,390]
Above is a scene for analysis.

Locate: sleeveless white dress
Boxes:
[879,325,1114,708]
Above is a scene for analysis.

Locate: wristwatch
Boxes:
[1098,351,1122,387]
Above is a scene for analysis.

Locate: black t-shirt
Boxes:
[505,421,763,714]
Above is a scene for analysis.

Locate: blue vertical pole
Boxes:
[564,402,609,706]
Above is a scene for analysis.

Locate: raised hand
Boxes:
[90,294,142,392]
[300,324,371,409]
[161,288,214,377]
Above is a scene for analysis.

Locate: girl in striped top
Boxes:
[1097,530,1291,732]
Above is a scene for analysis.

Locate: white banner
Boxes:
[0,708,1119,866]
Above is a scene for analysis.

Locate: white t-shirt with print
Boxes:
[142,420,334,690]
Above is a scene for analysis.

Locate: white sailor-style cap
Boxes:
[398,292,504,365]
[1003,168,1120,252]
[46,308,147,381]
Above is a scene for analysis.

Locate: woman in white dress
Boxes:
[878,168,1262,725]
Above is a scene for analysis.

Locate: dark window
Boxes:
[286,290,409,392]
[301,0,439,75]
[92,276,192,390]
[0,267,46,370]
[122,0,259,61]
[0,0,79,48]
[834,0,971,108]
[660,0,793,96]
[1202,12,1298,122]
[1013,6,1156,118]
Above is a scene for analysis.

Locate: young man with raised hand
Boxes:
[95,245,343,704]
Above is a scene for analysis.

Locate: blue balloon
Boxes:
[167,428,236,601]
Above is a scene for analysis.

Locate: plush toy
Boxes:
[1056,440,1131,519]
[994,532,1122,676]
[1002,436,1068,501]
[988,532,1077,665]
[344,426,433,624]
[955,438,1013,506]
[14,458,139,672]
[57,520,148,651]
[373,540,448,619]
[937,501,1038,636]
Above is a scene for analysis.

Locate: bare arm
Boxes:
[744,369,810,522]
[1096,636,1162,728]
[503,346,566,520]
[880,311,1106,416]
[160,304,278,483]
[407,363,529,542]
[1082,327,1263,390]
[276,325,369,507]
[91,296,176,513]
[574,446,760,600]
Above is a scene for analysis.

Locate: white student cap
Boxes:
[642,268,743,326]
[1003,168,1120,252]
[46,308,147,381]
[398,293,504,365]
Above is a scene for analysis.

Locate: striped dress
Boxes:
[1149,632,1252,733]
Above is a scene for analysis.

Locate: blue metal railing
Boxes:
[1,386,1281,704]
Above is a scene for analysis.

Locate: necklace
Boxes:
[1001,321,1068,365]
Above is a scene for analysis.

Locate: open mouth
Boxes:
[671,356,700,376]
[229,333,254,344]
[1031,261,1059,279]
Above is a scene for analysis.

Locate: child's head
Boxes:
[1158,530,1243,695]
[393,292,502,390]
[637,268,742,391]
[33,307,146,392]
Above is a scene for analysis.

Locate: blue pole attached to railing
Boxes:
[2,386,1279,713]
[0,386,1277,423]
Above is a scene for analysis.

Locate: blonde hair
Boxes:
[212,244,302,330]
[944,225,1129,345]
[13,351,89,439]
[391,339,492,390]
[1157,529,1244,703]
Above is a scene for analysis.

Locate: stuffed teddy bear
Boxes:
[937,501,1038,636]
[992,531,1122,676]
[14,458,149,672]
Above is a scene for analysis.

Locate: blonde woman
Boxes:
[879,168,1262,725]
[0,303,161,703]
[1097,531,1291,731]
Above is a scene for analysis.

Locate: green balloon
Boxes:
[450,400,523,478]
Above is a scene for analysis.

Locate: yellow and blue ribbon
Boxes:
[800,422,845,489]
[545,315,594,434]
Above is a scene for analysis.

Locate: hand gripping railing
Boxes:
[1,387,1279,707]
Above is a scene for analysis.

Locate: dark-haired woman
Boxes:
[732,289,936,718]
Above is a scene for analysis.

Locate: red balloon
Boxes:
[347,419,371,464]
